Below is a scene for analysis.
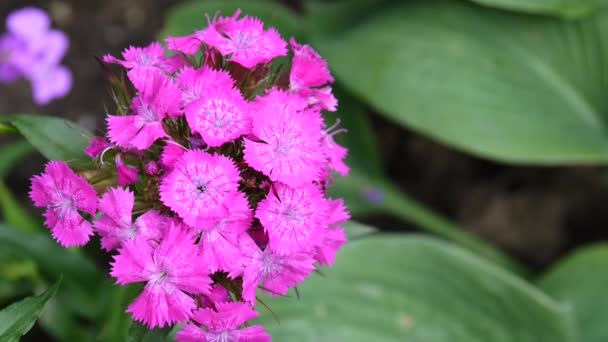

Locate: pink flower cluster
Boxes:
[29,10,349,341]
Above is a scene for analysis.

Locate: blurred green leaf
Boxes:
[314,0,608,164]
[327,90,523,273]
[342,221,376,240]
[538,244,608,342]
[161,0,304,42]
[0,181,40,232]
[0,224,100,293]
[99,283,142,341]
[127,322,174,342]
[0,277,60,342]
[329,170,525,274]
[0,140,33,179]
[38,295,97,341]
[0,114,91,163]
[468,0,603,18]
[330,87,383,178]
[303,0,394,36]
[257,235,576,342]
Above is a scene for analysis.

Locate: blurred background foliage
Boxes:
[2,0,608,341]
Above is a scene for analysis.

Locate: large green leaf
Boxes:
[257,235,576,342]
[161,0,304,42]
[313,0,608,164]
[0,278,60,341]
[469,0,605,17]
[328,89,524,273]
[538,244,608,342]
[0,114,92,162]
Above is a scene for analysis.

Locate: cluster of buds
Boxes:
[30,9,349,340]
[0,7,71,104]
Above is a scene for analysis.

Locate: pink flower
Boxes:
[29,161,97,247]
[94,187,167,251]
[300,86,338,112]
[184,81,251,147]
[322,121,349,176]
[166,34,204,56]
[115,155,139,186]
[243,90,325,186]
[144,161,159,175]
[198,285,231,310]
[289,38,333,90]
[177,302,270,342]
[110,223,211,328]
[159,150,241,227]
[314,199,349,266]
[103,42,183,89]
[161,141,187,171]
[177,66,236,109]
[230,234,315,303]
[85,136,111,158]
[201,10,287,68]
[107,69,180,150]
[198,192,252,272]
[315,227,347,267]
[256,183,328,255]
[288,39,337,112]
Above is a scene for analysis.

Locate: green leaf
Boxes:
[468,0,603,18]
[0,140,33,179]
[314,0,608,165]
[257,235,577,342]
[127,322,173,342]
[330,168,525,274]
[0,277,61,341]
[161,0,304,42]
[0,181,40,232]
[0,224,100,293]
[327,88,524,273]
[99,284,143,341]
[342,221,376,240]
[329,87,383,178]
[0,114,92,163]
[538,244,608,342]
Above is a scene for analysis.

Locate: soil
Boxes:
[2,0,608,277]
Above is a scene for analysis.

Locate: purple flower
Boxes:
[0,7,72,104]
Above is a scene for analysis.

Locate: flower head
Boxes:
[177,302,270,342]
[29,8,350,340]
[182,68,251,147]
[244,90,325,186]
[257,183,328,255]
[201,10,287,68]
[110,223,211,328]
[159,150,241,227]
[29,161,97,247]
